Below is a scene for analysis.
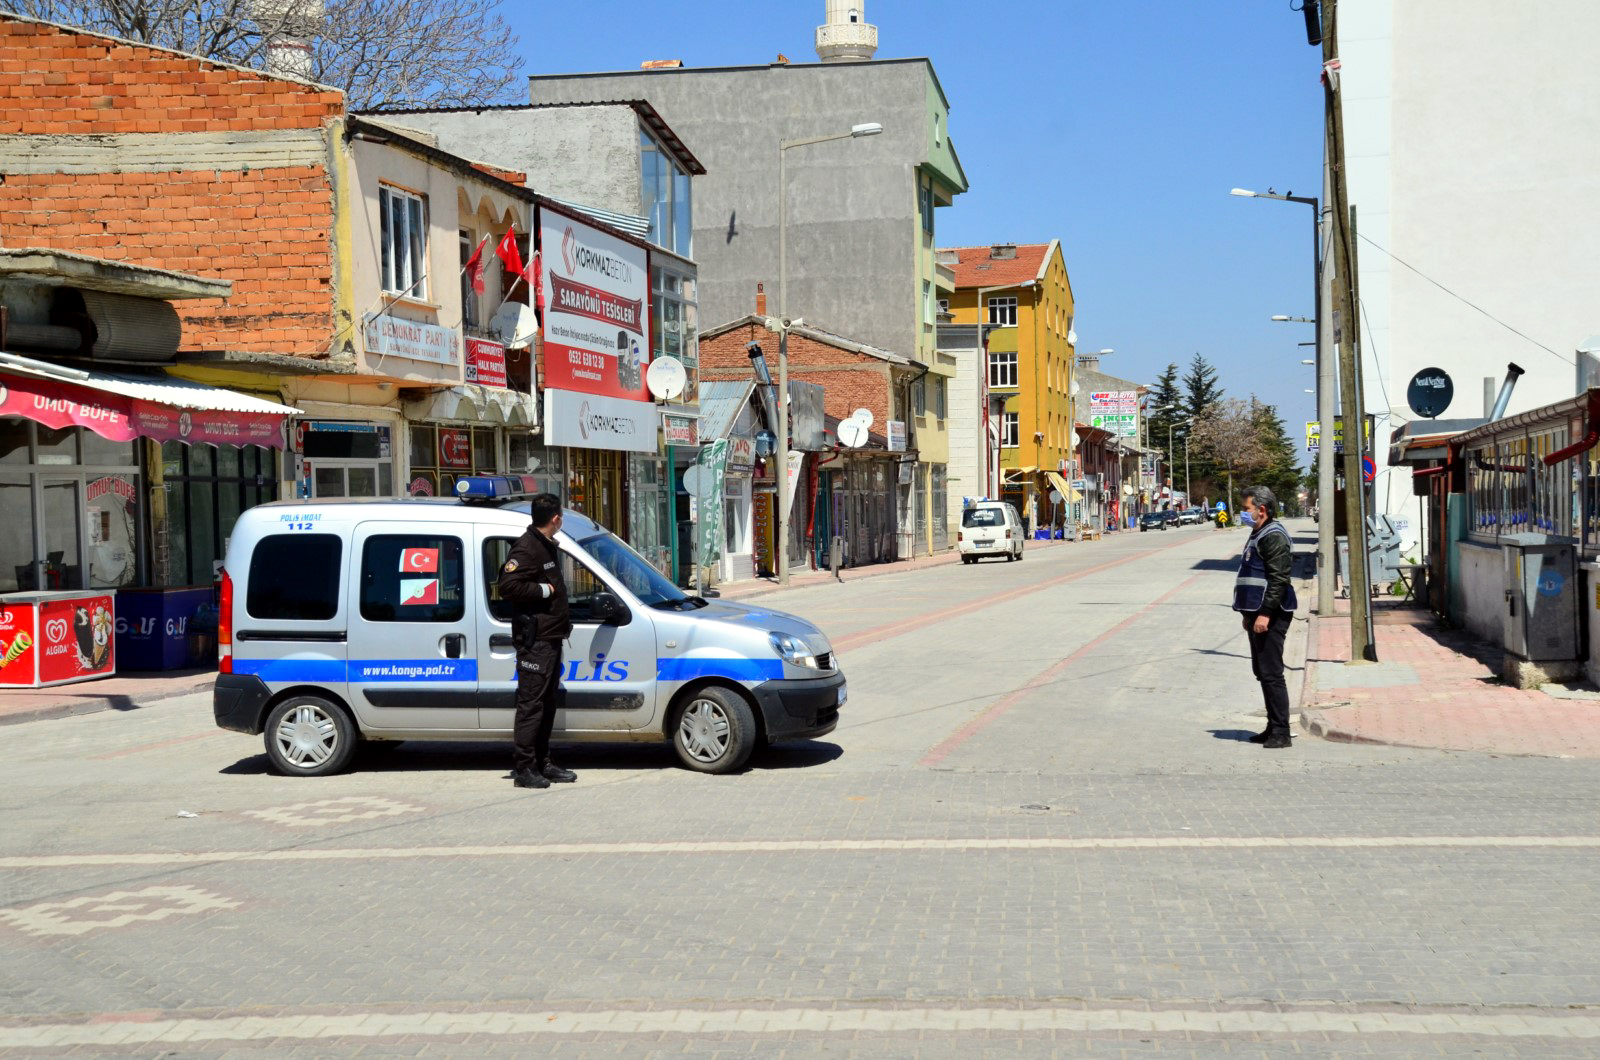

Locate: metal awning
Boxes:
[402,384,537,428]
[0,350,298,447]
[1044,470,1082,504]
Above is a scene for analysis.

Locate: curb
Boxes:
[0,673,215,728]
[1298,703,1575,759]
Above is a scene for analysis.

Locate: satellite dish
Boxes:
[754,429,778,457]
[1066,328,1078,347]
[1069,379,1081,398]
[647,356,688,400]
[837,419,868,448]
[850,407,874,429]
[492,302,539,349]
[682,465,717,497]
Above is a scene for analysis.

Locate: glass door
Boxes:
[40,477,84,591]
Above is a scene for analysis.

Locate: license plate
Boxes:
[974,540,992,548]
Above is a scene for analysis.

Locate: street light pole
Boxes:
[1232,187,1331,613]
[776,122,882,585]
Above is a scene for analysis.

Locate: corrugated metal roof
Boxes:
[0,351,299,414]
[545,196,650,239]
[697,379,755,441]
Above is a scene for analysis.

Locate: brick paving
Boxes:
[1300,606,1600,758]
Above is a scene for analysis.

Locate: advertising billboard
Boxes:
[539,207,650,402]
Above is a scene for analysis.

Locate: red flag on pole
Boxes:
[462,234,489,294]
[495,228,524,280]
[530,250,544,315]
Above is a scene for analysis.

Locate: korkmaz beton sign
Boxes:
[544,389,655,453]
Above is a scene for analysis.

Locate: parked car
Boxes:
[1138,511,1168,532]
[959,501,1026,562]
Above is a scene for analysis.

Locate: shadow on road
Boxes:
[1207,728,1259,742]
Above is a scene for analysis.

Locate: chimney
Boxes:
[989,243,1017,260]
[756,283,767,316]
[255,0,323,80]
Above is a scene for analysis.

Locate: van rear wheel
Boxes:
[672,687,757,774]
[264,695,357,777]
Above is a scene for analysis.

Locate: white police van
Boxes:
[213,475,844,777]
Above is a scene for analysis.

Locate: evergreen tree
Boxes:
[1182,354,1225,499]
[1144,362,1185,480]
[1249,400,1305,516]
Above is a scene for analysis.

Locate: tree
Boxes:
[1144,361,1184,479]
[1182,353,1225,499]
[1188,398,1270,515]
[1249,400,1305,516]
[3,0,525,109]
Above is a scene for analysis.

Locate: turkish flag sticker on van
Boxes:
[399,548,439,573]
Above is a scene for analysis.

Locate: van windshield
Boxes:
[574,531,699,609]
[963,508,1004,527]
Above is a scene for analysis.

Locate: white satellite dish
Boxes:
[1066,328,1078,347]
[837,419,868,448]
[850,407,874,429]
[646,356,687,400]
[682,465,717,497]
[491,302,539,349]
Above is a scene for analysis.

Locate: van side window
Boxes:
[246,534,342,620]
[482,537,603,623]
[359,535,464,622]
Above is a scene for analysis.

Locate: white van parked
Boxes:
[957,501,1026,563]
[213,476,844,777]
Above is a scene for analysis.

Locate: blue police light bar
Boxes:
[454,474,542,501]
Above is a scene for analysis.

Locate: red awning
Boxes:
[0,356,298,448]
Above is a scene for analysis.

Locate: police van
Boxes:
[213,476,844,777]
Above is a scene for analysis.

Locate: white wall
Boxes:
[1342,1,1600,551]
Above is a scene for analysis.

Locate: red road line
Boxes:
[89,730,223,760]
[918,572,1207,768]
[832,531,1208,656]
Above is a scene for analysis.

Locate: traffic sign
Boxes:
[1361,456,1376,483]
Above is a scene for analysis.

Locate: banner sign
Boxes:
[438,428,472,468]
[888,420,907,452]
[1306,416,1374,454]
[464,337,507,388]
[362,315,461,368]
[543,388,656,453]
[727,435,756,475]
[695,439,731,563]
[1089,391,1140,438]
[662,413,698,446]
[0,372,285,448]
[539,208,650,402]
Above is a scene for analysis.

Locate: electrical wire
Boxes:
[1355,232,1574,366]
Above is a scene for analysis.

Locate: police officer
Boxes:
[1233,485,1298,748]
[497,493,577,788]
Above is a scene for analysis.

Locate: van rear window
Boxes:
[247,535,342,620]
[963,509,1004,527]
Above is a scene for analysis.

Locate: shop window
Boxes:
[379,185,428,299]
[507,438,565,498]
[359,534,464,623]
[408,425,497,497]
[247,534,342,620]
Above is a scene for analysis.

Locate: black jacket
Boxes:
[498,526,571,646]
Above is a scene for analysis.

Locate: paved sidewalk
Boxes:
[1300,605,1600,758]
[712,536,1074,601]
[0,666,213,726]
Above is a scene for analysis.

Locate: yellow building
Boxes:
[939,241,1077,531]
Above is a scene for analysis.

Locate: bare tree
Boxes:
[1189,398,1272,516]
[2,0,525,108]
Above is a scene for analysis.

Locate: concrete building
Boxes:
[1074,356,1163,529]
[941,242,1077,533]
[935,321,1003,535]
[1337,1,1600,553]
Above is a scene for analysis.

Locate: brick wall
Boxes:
[0,16,345,356]
[700,320,894,427]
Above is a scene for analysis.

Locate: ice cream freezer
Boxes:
[0,590,117,688]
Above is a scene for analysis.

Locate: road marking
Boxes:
[920,573,1205,767]
[4,835,1600,868]
[830,532,1207,655]
[88,731,224,760]
[3,1003,1597,1047]
[0,885,237,937]
[243,796,424,828]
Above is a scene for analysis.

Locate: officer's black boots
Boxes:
[512,767,551,789]
[540,760,577,783]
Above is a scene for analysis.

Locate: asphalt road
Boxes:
[5,519,1600,1057]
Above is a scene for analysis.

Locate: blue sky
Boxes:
[513,2,1322,460]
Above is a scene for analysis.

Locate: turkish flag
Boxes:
[531,250,544,316]
[495,228,523,280]
[399,547,439,573]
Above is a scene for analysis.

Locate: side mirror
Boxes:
[590,592,628,625]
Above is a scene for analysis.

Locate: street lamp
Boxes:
[1174,426,1192,508]
[1234,185,1333,615]
[775,121,883,584]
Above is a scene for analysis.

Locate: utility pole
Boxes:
[1323,1,1376,661]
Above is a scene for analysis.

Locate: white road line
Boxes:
[3,1004,1598,1047]
[3,834,1600,869]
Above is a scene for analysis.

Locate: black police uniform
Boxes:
[1232,517,1298,746]
[497,524,572,776]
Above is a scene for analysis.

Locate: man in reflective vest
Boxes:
[1233,485,1299,748]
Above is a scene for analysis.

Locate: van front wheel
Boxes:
[672,688,757,774]
[264,696,357,777]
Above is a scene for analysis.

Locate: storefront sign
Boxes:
[1089,391,1140,438]
[0,373,286,447]
[539,208,650,402]
[543,388,656,453]
[464,337,507,388]
[727,436,756,475]
[437,428,472,468]
[1305,416,1374,454]
[362,314,461,368]
[888,420,907,452]
[663,413,698,446]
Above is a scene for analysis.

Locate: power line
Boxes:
[1355,232,1573,366]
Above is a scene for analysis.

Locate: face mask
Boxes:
[1241,510,1256,526]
